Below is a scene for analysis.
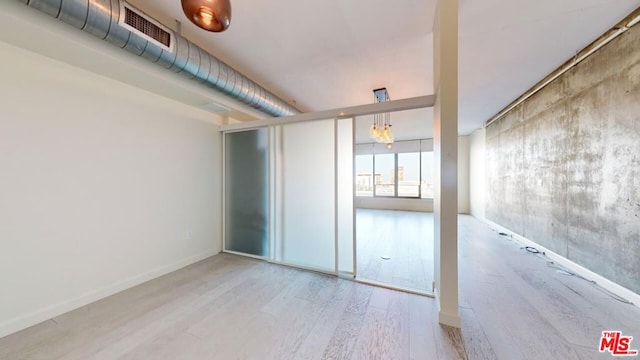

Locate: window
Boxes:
[421,151,434,199]
[355,155,373,197]
[374,154,395,196]
[355,147,435,199]
[398,152,420,197]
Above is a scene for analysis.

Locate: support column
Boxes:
[433,0,460,328]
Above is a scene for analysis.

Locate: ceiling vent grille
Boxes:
[22,0,299,116]
[120,3,173,52]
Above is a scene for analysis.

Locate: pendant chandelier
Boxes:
[181,0,231,32]
[368,88,394,144]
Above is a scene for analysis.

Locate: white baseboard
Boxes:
[0,250,218,339]
[483,219,640,308]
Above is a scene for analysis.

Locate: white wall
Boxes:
[355,197,434,212]
[355,136,470,213]
[469,128,486,220]
[0,42,222,338]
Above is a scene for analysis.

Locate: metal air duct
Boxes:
[20,0,301,118]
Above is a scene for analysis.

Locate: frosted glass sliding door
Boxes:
[224,129,268,257]
[337,118,354,274]
[224,118,355,274]
[277,119,336,272]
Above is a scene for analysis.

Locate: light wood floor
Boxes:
[357,209,434,293]
[2,214,640,359]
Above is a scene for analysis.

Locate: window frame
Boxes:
[356,151,432,199]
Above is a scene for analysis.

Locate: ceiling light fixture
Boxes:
[181,0,231,32]
[369,88,394,145]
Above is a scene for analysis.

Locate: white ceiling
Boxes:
[131,0,639,137]
[355,108,433,144]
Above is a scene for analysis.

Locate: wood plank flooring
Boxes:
[2,212,640,359]
[357,209,434,293]
[458,214,640,360]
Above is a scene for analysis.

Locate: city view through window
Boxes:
[355,152,434,199]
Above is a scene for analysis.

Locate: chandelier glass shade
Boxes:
[369,88,394,144]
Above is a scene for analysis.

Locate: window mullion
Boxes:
[394,152,398,198]
[419,151,422,198]
[372,153,376,197]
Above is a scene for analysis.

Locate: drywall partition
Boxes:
[0,41,222,338]
[486,24,640,295]
[469,128,486,220]
[355,197,435,212]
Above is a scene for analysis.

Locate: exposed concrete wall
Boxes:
[470,128,486,220]
[458,136,471,214]
[486,25,640,294]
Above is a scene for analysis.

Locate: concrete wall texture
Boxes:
[486,25,640,294]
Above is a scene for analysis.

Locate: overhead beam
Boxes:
[219,95,435,132]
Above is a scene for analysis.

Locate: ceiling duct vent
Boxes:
[119,3,173,52]
[20,0,300,117]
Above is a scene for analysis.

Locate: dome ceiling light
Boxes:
[181,0,231,32]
